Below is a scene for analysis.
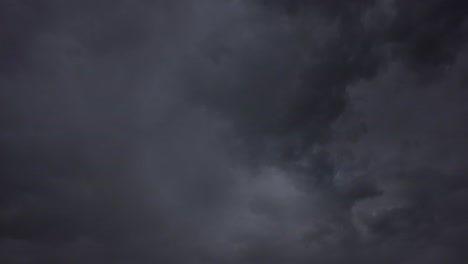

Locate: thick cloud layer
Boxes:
[1,0,468,263]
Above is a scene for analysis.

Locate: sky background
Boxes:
[1,0,468,263]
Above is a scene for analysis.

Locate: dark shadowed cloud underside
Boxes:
[1,0,468,263]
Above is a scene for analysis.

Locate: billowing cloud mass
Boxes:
[1,0,468,263]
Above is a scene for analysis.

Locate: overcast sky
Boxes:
[1,0,468,263]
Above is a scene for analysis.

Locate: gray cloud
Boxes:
[1,0,468,263]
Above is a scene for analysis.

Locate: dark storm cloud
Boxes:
[1,0,468,263]
[188,3,378,165]
[326,49,468,263]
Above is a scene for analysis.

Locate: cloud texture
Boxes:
[1,0,468,263]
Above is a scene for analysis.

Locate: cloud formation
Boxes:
[1,0,468,263]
